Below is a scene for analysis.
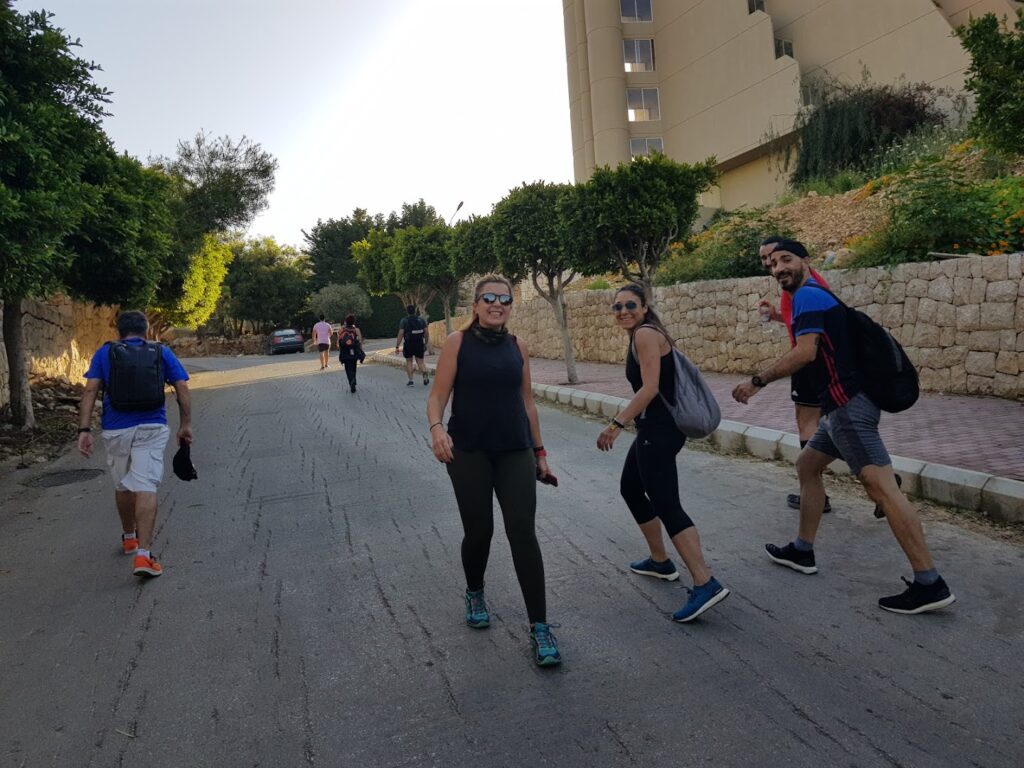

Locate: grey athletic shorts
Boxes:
[807,393,891,476]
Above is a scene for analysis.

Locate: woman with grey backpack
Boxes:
[596,283,730,622]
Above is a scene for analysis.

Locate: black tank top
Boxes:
[447,330,533,452]
[626,332,676,427]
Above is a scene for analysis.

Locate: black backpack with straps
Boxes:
[106,341,166,411]
[806,284,919,413]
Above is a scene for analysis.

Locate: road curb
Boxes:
[368,351,1024,524]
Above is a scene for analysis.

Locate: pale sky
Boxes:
[18,0,575,248]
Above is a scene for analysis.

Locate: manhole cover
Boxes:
[23,468,106,488]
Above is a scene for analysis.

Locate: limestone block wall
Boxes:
[0,296,119,409]
[431,254,1024,400]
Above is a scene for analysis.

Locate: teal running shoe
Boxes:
[464,589,490,628]
[529,622,562,667]
[672,577,730,623]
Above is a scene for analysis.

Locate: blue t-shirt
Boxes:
[791,279,860,413]
[84,338,190,430]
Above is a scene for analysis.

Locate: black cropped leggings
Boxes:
[343,360,357,387]
[446,447,546,623]
[620,422,695,538]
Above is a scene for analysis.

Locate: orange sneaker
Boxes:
[133,554,162,578]
[121,533,139,555]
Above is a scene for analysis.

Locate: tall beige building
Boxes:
[562,0,1023,211]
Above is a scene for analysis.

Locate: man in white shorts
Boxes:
[77,311,192,578]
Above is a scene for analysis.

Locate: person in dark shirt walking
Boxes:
[732,240,955,615]
[426,275,561,666]
[596,284,730,623]
[337,314,363,393]
[396,305,430,386]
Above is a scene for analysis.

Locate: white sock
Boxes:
[123,532,137,540]
[137,548,150,559]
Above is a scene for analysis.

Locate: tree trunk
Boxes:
[543,291,578,385]
[2,298,35,429]
[443,293,453,335]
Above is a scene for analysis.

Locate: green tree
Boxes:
[392,225,453,330]
[0,7,112,427]
[163,234,235,329]
[224,237,310,333]
[151,132,278,332]
[352,229,397,297]
[309,283,372,323]
[957,10,1024,154]
[566,153,718,292]
[449,215,498,292]
[303,209,381,289]
[492,182,592,384]
[63,151,175,308]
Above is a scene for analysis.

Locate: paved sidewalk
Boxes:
[526,358,1024,481]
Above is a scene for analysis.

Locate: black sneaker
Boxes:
[765,542,818,574]
[787,494,831,513]
[406,380,414,387]
[350,384,356,393]
[423,376,430,386]
[878,576,955,614]
[874,474,902,519]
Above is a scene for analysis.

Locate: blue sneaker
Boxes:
[629,556,680,581]
[529,622,562,667]
[464,589,489,628]
[672,577,730,623]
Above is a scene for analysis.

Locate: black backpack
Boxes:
[807,285,919,413]
[106,341,166,411]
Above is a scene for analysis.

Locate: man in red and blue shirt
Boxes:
[77,311,192,579]
[759,236,832,512]
[732,240,954,615]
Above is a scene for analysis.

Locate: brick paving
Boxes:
[528,358,1024,481]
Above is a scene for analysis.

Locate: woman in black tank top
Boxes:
[426,275,561,667]
[596,284,730,623]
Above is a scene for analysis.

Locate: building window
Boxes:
[630,137,664,158]
[627,87,660,121]
[623,39,655,72]
[748,0,766,13]
[775,38,794,58]
[621,0,653,23]
[800,84,822,107]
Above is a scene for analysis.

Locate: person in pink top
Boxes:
[312,315,333,370]
[758,237,832,513]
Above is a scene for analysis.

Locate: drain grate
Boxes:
[23,468,106,488]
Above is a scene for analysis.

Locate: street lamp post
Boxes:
[447,200,464,227]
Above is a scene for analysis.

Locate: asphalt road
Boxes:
[1,353,1021,768]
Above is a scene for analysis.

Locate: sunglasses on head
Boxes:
[477,292,513,306]
[611,300,640,312]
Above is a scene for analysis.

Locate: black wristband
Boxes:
[78,427,92,434]
[611,418,625,429]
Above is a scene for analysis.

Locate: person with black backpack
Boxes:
[76,311,192,579]
[595,284,731,624]
[337,314,364,393]
[731,240,954,615]
[395,305,430,386]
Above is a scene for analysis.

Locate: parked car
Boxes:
[268,328,305,355]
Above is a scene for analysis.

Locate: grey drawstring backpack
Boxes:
[630,325,721,439]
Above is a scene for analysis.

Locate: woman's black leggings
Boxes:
[343,360,357,386]
[620,422,695,538]
[446,448,546,623]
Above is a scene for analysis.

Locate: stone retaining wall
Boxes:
[167,335,268,357]
[429,253,1024,399]
[0,296,120,410]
